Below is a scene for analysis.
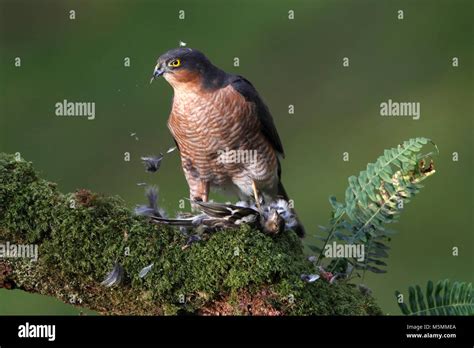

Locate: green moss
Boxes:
[273,278,382,315]
[0,153,382,315]
[0,155,60,243]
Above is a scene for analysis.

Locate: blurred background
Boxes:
[0,0,472,315]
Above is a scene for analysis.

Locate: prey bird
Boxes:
[150,200,289,236]
[150,48,305,237]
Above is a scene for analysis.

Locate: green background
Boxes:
[0,0,472,315]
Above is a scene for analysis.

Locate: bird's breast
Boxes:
[168,85,253,151]
[167,85,278,187]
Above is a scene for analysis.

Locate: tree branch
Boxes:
[0,153,381,315]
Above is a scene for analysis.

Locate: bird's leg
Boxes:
[190,181,210,212]
[252,180,262,211]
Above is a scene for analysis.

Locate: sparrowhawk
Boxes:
[150,47,305,237]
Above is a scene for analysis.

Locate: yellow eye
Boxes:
[168,59,181,68]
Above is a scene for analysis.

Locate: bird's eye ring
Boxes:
[168,59,181,68]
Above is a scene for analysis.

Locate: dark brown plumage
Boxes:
[151,48,305,237]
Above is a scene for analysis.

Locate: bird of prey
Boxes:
[150,47,305,237]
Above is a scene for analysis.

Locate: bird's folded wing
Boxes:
[229,76,285,158]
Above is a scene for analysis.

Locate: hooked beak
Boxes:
[150,64,164,84]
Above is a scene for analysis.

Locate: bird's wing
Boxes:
[172,137,180,152]
[193,201,259,221]
[229,76,285,158]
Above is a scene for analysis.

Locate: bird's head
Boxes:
[263,209,285,235]
[150,48,222,90]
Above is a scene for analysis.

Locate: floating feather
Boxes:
[141,155,163,173]
[300,274,320,283]
[139,263,154,279]
[101,262,124,287]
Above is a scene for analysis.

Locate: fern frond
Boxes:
[345,137,436,230]
[395,279,474,315]
[314,137,438,276]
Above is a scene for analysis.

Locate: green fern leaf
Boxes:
[395,279,474,315]
[315,137,438,276]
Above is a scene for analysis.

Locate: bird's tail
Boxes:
[150,216,195,227]
[277,182,306,238]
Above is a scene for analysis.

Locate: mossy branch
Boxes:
[0,153,381,315]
